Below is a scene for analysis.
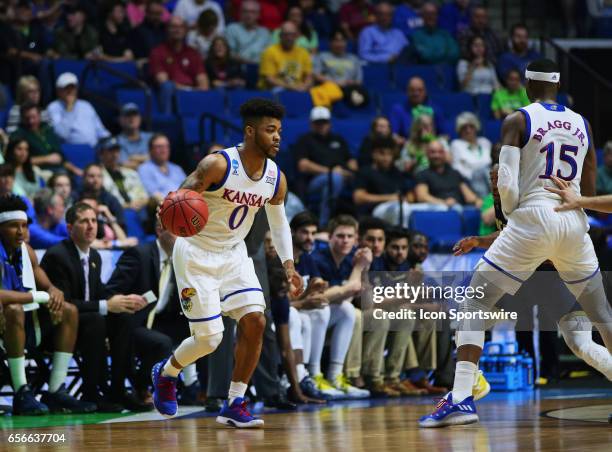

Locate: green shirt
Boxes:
[479,193,496,236]
[491,87,530,114]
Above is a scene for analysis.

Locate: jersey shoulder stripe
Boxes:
[206,150,231,192]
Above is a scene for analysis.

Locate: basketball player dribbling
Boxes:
[151,98,303,427]
[419,58,612,427]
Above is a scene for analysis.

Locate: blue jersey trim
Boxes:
[518,108,530,148]
[482,256,525,283]
[188,313,222,322]
[206,150,231,192]
[561,266,599,284]
[273,164,281,198]
[221,287,263,302]
[539,102,565,112]
[582,116,591,150]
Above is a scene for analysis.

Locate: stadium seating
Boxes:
[227,90,273,117]
[61,143,96,169]
[430,92,475,120]
[363,63,392,93]
[462,207,482,236]
[410,210,464,251]
[175,90,225,117]
[278,91,314,118]
[334,118,371,158]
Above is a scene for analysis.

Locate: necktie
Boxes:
[147,258,171,329]
[81,256,90,301]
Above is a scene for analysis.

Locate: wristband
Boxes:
[32,291,50,304]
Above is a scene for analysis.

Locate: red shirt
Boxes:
[339,1,375,37]
[230,0,287,30]
[149,42,205,87]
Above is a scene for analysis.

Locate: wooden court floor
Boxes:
[2,390,611,452]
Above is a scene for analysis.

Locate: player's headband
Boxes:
[525,70,560,83]
[0,210,28,224]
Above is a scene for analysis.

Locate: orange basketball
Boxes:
[159,189,209,237]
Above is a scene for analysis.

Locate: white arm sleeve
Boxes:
[265,202,294,264]
[498,145,521,217]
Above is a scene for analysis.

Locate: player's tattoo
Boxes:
[180,154,226,193]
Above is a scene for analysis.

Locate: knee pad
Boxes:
[194,331,223,352]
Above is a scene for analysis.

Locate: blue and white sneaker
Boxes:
[216,397,264,428]
[418,393,478,428]
[151,359,178,418]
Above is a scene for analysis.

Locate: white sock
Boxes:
[327,362,343,382]
[49,352,72,393]
[228,381,248,404]
[8,357,27,391]
[162,357,181,378]
[308,363,321,377]
[296,363,308,382]
[182,363,198,386]
[452,361,478,403]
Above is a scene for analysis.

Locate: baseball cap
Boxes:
[97,137,121,152]
[310,106,331,122]
[120,102,140,116]
[56,72,78,89]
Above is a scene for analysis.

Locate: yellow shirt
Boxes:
[258,44,312,89]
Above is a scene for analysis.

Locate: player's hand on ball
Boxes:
[453,236,479,256]
[545,176,581,211]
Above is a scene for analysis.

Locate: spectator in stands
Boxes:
[496,23,541,81]
[205,36,247,89]
[49,172,75,208]
[224,0,270,64]
[457,35,499,95]
[78,194,138,250]
[310,214,372,398]
[98,137,149,211]
[149,16,209,114]
[49,4,99,60]
[258,21,313,91]
[597,141,612,195]
[393,0,424,39]
[294,107,356,226]
[354,135,413,215]
[47,73,111,148]
[33,188,69,242]
[358,2,408,64]
[98,1,135,63]
[127,0,171,26]
[396,113,444,175]
[298,0,333,40]
[6,76,50,134]
[313,29,362,89]
[358,116,396,167]
[408,2,459,64]
[11,102,82,177]
[438,0,471,37]
[173,0,224,31]
[339,0,375,40]
[138,133,187,201]
[457,6,502,63]
[415,139,481,209]
[4,139,44,200]
[129,0,168,64]
[271,5,319,53]
[0,194,94,415]
[117,103,153,169]
[41,202,150,412]
[449,112,492,197]
[79,164,126,229]
[186,9,219,58]
[491,68,530,119]
[390,76,445,141]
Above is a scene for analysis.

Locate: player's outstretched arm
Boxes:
[452,231,501,256]
[265,171,304,296]
[179,153,228,193]
[546,175,612,213]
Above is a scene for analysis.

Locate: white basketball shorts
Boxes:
[173,237,266,336]
[476,206,599,296]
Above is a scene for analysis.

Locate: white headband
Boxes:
[0,210,28,224]
[525,70,560,83]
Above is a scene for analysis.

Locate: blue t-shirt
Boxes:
[0,240,26,292]
[393,4,423,38]
[295,251,321,287]
[312,247,356,287]
[370,254,411,272]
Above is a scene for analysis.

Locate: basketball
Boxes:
[159,189,208,237]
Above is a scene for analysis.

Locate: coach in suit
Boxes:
[40,202,149,411]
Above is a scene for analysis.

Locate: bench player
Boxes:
[151,98,303,427]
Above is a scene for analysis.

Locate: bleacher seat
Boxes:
[393,64,440,92]
[175,90,225,117]
[124,208,146,241]
[83,62,139,93]
[409,210,463,251]
[439,63,458,92]
[462,207,481,236]
[476,93,493,120]
[244,63,260,90]
[380,91,406,116]
[281,118,310,149]
[363,63,392,93]
[483,119,502,142]
[334,118,371,158]
[227,90,273,117]
[61,143,95,169]
[53,59,87,81]
[430,92,475,120]
[182,116,201,145]
[278,91,313,118]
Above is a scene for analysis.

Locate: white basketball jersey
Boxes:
[517,102,590,208]
[186,146,280,251]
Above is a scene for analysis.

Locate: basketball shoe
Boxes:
[472,370,491,401]
[331,374,371,399]
[312,374,345,399]
[216,397,264,428]
[418,393,479,428]
[151,359,178,418]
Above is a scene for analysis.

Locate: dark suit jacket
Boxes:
[40,239,107,313]
[106,240,180,326]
